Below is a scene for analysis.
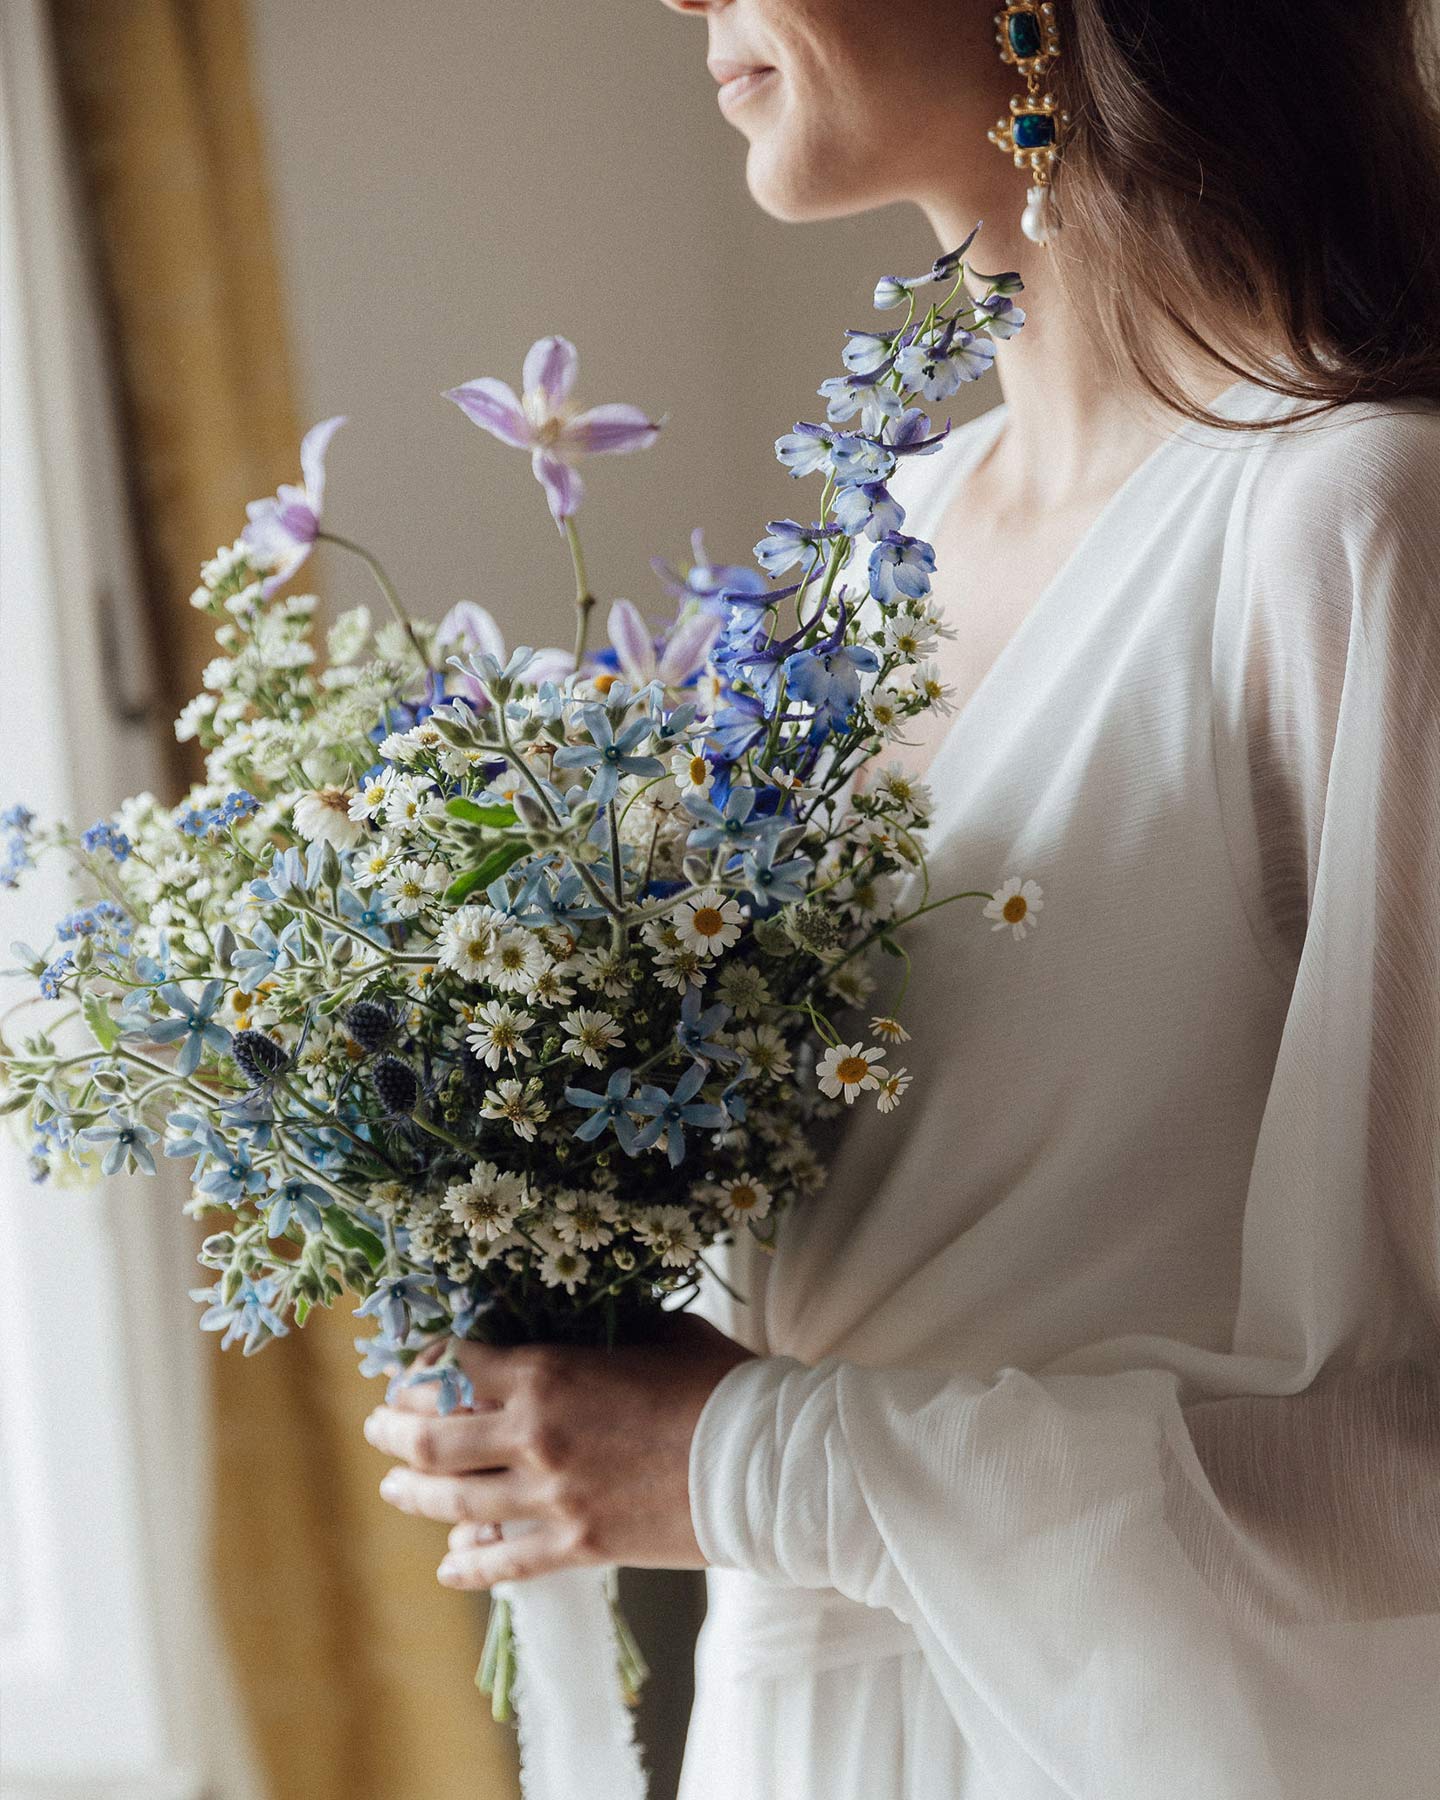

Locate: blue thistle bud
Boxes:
[371,1055,420,1118]
[232,1030,288,1089]
[346,1000,397,1054]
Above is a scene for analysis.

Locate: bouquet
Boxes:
[0,227,1040,1795]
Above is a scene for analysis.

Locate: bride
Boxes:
[364,2,1440,1794]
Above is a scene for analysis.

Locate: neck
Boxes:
[920,193,1236,506]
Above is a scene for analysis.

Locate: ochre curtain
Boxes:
[45,5,518,1795]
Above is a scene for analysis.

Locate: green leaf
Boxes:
[445,842,530,903]
[325,1209,386,1271]
[294,1295,313,1328]
[446,797,518,829]
[0,1086,33,1116]
[878,936,904,959]
[83,993,122,1051]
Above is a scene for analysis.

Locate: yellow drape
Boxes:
[45,4,518,1794]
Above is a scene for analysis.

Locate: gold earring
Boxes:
[988,3,1068,246]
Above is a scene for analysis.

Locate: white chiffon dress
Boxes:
[676,377,1440,1800]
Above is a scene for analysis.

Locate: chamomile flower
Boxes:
[466,1000,536,1069]
[347,771,394,822]
[816,1041,888,1104]
[653,945,707,991]
[669,747,713,798]
[983,875,1044,941]
[443,1160,528,1241]
[873,767,932,817]
[572,946,631,999]
[827,961,876,1006]
[552,1188,618,1250]
[865,685,909,737]
[560,1007,623,1068]
[530,962,577,1008]
[869,1014,911,1043]
[383,774,443,832]
[291,786,365,848]
[436,904,505,978]
[733,1023,793,1080]
[715,1175,772,1223]
[882,612,939,663]
[676,887,744,957]
[353,836,397,888]
[904,660,955,714]
[488,927,548,992]
[633,1206,702,1268]
[875,1067,912,1113]
[480,1077,549,1141]
[382,857,449,918]
[539,1245,591,1294]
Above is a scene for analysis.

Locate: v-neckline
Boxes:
[916,377,1257,777]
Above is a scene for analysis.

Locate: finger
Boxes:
[377,1464,553,1525]
[363,1403,514,1475]
[450,1519,503,1553]
[436,1522,585,1590]
[386,1341,522,1414]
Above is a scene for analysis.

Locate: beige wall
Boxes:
[246,0,986,651]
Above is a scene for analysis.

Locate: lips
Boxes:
[709,59,778,109]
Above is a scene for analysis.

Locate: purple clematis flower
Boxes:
[444,336,660,527]
[604,600,721,703]
[242,415,346,597]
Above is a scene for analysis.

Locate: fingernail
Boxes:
[437,1557,462,1585]
[379,1471,400,1498]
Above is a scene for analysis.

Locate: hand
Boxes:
[364,1312,755,1588]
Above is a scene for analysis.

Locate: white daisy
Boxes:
[875,1067,912,1114]
[466,1000,536,1069]
[436,904,504,978]
[873,766,932,818]
[572,946,632,999]
[382,857,449,918]
[539,1245,592,1294]
[882,612,939,663]
[487,927,547,992]
[633,1206,702,1268]
[715,1175,773,1223]
[552,1188,618,1250]
[733,1023,794,1080]
[347,771,394,822]
[383,774,443,832]
[653,946,708,991]
[816,1041,888,1104]
[675,887,744,957]
[904,660,956,715]
[480,1077,549,1141]
[869,1014,911,1044]
[669,747,713,798]
[530,962,577,1009]
[560,1007,623,1068]
[443,1160,528,1241]
[983,875,1045,941]
[353,836,398,889]
[291,787,365,849]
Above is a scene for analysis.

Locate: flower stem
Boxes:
[564,518,597,667]
[318,531,433,675]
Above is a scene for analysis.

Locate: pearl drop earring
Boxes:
[987,3,1068,246]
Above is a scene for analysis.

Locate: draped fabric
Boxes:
[45,6,518,1794]
[681,382,1440,1799]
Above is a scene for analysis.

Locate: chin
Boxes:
[743,127,896,225]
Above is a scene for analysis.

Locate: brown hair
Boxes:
[1051,0,1440,429]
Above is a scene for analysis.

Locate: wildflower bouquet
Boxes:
[0,229,1037,1795]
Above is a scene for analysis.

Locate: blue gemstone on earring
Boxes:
[1007,10,1044,58]
[1012,111,1055,150]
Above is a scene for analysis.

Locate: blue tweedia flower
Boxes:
[38,951,73,999]
[0,804,34,832]
[164,1109,229,1166]
[263,1173,330,1237]
[552,707,664,807]
[79,820,132,861]
[391,1360,476,1417]
[831,479,906,542]
[355,1331,407,1382]
[565,1067,645,1155]
[783,642,882,731]
[197,1140,267,1205]
[684,784,789,854]
[675,987,737,1065]
[232,919,304,994]
[337,886,399,943]
[78,1109,159,1176]
[631,1063,729,1168]
[141,980,231,1076]
[249,844,325,902]
[193,1275,289,1355]
[356,1273,447,1343]
[742,837,813,910]
[868,532,938,606]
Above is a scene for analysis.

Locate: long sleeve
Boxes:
[689,403,1440,1800]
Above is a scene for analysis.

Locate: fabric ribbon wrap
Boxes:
[501,1563,647,1800]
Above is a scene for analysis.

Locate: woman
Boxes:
[364,2,1440,1794]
